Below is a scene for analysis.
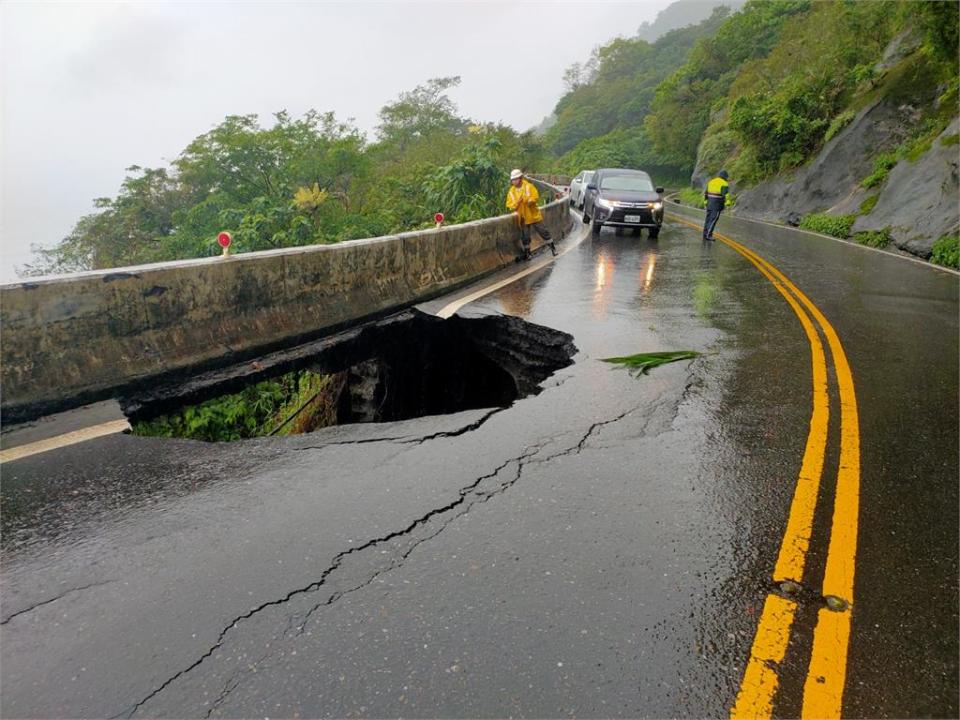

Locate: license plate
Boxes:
[624,214,641,223]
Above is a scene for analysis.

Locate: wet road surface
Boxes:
[1,207,957,718]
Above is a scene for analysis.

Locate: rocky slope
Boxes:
[722,33,958,260]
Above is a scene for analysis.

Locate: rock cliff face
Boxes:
[719,33,958,260]
[850,119,959,258]
[731,95,917,223]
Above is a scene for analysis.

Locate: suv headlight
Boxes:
[652,201,663,210]
[597,198,614,210]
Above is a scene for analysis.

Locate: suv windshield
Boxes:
[601,175,654,192]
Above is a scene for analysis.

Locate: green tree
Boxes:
[376,76,467,150]
[645,0,810,169]
[545,5,731,175]
[424,135,510,223]
[28,165,181,273]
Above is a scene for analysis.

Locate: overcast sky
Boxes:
[1,0,674,281]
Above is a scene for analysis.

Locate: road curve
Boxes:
[1,207,956,719]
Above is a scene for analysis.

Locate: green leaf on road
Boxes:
[600,351,700,376]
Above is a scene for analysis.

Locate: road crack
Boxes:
[290,407,505,451]
[0,580,114,625]
[115,443,538,719]
[117,402,647,717]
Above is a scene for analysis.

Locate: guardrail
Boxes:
[1,179,571,424]
[529,174,572,188]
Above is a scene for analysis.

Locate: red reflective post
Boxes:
[217,231,232,257]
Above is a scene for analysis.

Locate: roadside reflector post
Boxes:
[217,231,232,257]
[434,212,444,229]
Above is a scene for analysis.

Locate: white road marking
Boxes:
[436,213,588,318]
[0,419,131,463]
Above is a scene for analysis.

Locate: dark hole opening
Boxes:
[125,310,576,441]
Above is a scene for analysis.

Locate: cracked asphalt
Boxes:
[1,210,957,718]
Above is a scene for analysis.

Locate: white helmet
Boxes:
[510,169,523,180]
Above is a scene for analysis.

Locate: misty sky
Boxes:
[1,0,674,281]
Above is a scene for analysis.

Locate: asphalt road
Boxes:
[1,207,957,718]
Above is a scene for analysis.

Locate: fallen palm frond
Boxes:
[600,351,700,376]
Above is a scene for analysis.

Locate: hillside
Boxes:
[635,0,745,42]
[550,0,959,266]
[543,4,738,182]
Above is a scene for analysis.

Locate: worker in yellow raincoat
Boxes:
[505,169,556,261]
[702,169,729,241]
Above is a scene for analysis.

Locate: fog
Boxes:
[1,0,673,281]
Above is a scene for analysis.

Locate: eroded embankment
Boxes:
[124,310,577,440]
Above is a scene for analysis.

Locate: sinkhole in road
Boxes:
[126,310,576,442]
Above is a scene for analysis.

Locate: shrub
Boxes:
[799,213,856,238]
[133,370,331,441]
[677,187,706,208]
[778,150,806,171]
[853,229,891,248]
[930,234,959,269]
[729,144,765,186]
[728,92,828,175]
[696,128,739,176]
[941,133,960,147]
[824,110,856,143]
[859,194,879,214]
[861,153,898,188]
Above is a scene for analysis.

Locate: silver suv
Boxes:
[568,170,595,209]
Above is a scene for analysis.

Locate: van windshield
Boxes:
[601,175,654,192]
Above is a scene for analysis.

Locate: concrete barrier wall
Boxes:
[1,181,570,423]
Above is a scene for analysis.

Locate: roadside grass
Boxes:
[853,229,891,248]
[799,213,856,238]
[861,153,898,189]
[930,234,959,269]
[601,351,700,376]
[859,194,879,214]
[677,187,706,208]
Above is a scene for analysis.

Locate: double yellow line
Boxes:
[671,216,861,718]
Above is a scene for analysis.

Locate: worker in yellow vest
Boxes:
[703,170,729,241]
[505,169,556,261]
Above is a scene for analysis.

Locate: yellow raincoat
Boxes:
[505,179,543,225]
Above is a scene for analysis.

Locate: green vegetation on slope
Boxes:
[546,7,732,177]
[133,369,333,441]
[645,0,811,171]
[685,1,957,184]
[799,213,856,239]
[853,229,891,248]
[32,1,958,275]
[29,78,551,275]
[930,234,959,269]
[546,0,956,230]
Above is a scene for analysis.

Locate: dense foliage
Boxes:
[799,213,856,239]
[133,370,333,441]
[930,234,960,269]
[546,8,731,178]
[29,0,958,276]
[852,229,891,249]
[555,0,956,193]
[29,78,549,275]
[681,1,957,183]
[644,0,811,171]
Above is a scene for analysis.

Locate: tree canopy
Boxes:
[29,80,548,275]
